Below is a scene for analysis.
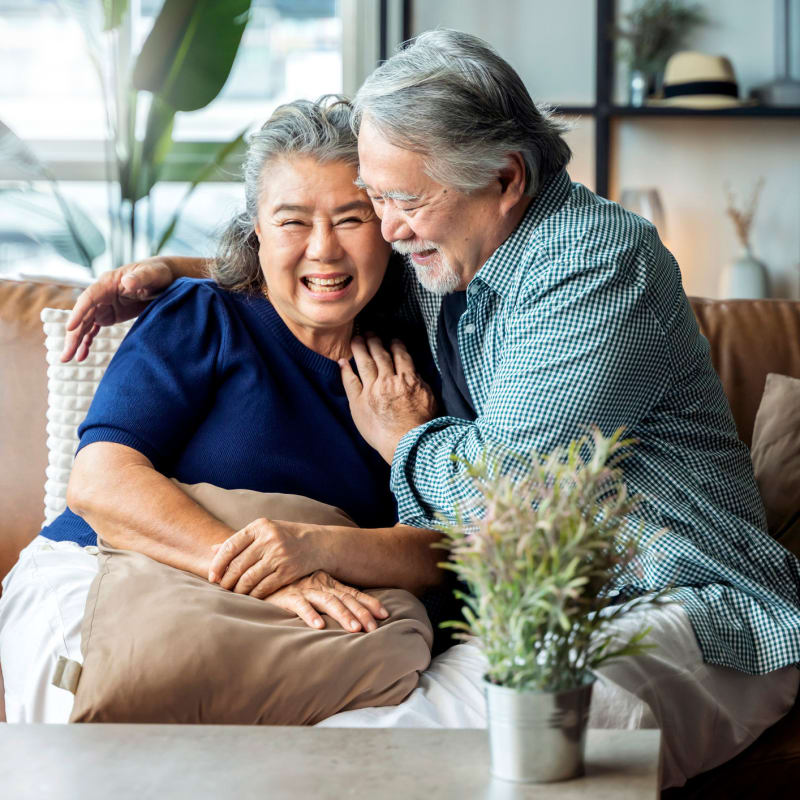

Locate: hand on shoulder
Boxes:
[60,256,196,362]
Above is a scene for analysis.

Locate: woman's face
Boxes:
[254,155,390,347]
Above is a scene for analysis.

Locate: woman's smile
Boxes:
[301,272,354,298]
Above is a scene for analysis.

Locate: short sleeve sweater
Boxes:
[41,278,414,547]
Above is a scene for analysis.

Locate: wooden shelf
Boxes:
[553,106,597,116]
[610,105,800,118]
[584,0,800,196]
[552,105,800,120]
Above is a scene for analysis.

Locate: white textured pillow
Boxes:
[41,309,134,526]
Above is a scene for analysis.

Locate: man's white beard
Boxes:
[391,240,461,295]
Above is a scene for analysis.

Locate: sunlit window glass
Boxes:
[0,0,342,141]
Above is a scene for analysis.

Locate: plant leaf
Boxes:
[0,120,98,268]
[154,127,248,254]
[102,0,129,30]
[56,1,105,73]
[133,95,177,201]
[0,120,48,180]
[0,188,105,268]
[132,0,251,112]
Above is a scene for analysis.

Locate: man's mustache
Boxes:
[390,239,440,256]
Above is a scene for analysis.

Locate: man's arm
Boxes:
[61,256,209,362]
[346,253,672,525]
[209,519,444,598]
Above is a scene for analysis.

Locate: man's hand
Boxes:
[339,335,437,464]
[61,258,176,362]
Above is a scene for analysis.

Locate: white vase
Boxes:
[719,249,769,299]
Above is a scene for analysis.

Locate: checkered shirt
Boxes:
[390,169,800,675]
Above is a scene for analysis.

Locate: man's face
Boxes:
[357,116,505,294]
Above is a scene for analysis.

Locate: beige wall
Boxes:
[411,0,800,298]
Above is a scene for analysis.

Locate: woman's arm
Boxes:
[67,442,236,577]
[68,442,388,631]
[209,519,445,598]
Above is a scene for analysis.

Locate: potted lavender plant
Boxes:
[438,428,667,783]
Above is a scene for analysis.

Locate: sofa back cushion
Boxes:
[1,285,799,586]
[689,298,800,449]
[0,280,79,585]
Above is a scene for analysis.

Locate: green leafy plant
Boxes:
[437,428,670,693]
[0,0,251,274]
[613,0,707,77]
[0,122,106,270]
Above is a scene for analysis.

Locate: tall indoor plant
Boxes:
[438,428,668,783]
[0,0,250,276]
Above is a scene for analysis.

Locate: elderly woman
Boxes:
[0,96,445,723]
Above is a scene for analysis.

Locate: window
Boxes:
[0,0,369,279]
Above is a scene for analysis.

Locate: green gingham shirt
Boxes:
[391,169,800,675]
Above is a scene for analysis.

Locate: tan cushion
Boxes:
[69,486,433,725]
[176,481,357,530]
[750,374,800,549]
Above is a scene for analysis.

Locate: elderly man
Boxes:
[62,30,799,789]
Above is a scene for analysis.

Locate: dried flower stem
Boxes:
[724,178,764,251]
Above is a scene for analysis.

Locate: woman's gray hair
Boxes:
[212,95,358,294]
[352,29,571,197]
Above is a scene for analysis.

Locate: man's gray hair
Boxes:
[352,29,571,197]
[212,95,358,294]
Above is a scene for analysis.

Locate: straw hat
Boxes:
[648,51,755,108]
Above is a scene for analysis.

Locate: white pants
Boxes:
[2,536,798,789]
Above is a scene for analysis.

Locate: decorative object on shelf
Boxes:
[720,179,769,299]
[437,428,667,784]
[629,69,649,107]
[751,0,800,106]
[612,0,707,106]
[649,51,756,108]
[620,187,667,237]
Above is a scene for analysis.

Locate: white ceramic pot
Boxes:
[719,250,769,299]
[483,676,594,784]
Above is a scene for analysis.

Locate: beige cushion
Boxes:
[69,485,433,725]
[750,373,800,553]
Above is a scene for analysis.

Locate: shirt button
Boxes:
[463,324,475,334]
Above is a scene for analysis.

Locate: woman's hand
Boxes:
[208,518,326,598]
[339,336,437,464]
[61,257,177,362]
[263,570,389,632]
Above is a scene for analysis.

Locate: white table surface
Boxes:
[0,725,661,799]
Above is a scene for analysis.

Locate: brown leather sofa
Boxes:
[1,277,799,796]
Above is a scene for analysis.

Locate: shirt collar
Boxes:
[470,169,572,300]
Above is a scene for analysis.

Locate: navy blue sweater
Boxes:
[42,278,427,546]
